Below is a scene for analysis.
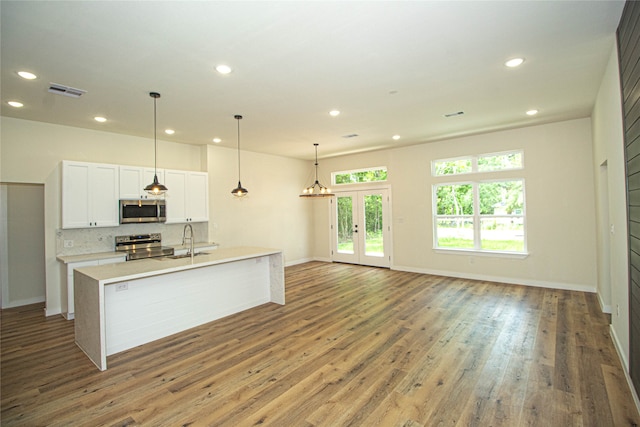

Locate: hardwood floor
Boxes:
[2,261,639,426]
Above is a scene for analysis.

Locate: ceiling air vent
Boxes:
[342,133,359,139]
[48,83,87,98]
[444,111,464,118]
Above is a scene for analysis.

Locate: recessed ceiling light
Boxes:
[526,109,539,116]
[392,135,401,140]
[94,116,107,122]
[505,58,525,68]
[216,65,232,75]
[165,129,175,135]
[329,110,340,117]
[212,137,222,143]
[7,101,24,108]
[17,71,37,80]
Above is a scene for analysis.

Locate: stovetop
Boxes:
[115,233,174,260]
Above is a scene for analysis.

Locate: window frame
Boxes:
[431,150,524,177]
[332,166,388,186]
[432,177,527,256]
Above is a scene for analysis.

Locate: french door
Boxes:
[331,189,390,268]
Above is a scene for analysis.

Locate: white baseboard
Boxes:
[597,292,612,314]
[285,257,313,267]
[610,325,640,415]
[285,257,333,267]
[391,265,596,293]
[1,295,45,309]
[45,306,62,317]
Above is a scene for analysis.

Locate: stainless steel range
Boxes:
[115,233,174,260]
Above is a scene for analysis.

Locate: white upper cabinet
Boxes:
[164,169,209,223]
[119,166,165,199]
[62,161,119,229]
[186,172,209,222]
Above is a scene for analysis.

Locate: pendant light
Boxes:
[300,143,334,198]
[144,92,168,195]
[231,114,248,197]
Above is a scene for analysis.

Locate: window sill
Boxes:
[433,248,529,259]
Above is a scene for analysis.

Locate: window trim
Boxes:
[432,149,524,177]
[332,166,388,186]
[432,178,527,255]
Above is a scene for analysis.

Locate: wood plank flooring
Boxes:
[2,261,639,426]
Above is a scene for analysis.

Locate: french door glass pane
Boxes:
[480,217,524,251]
[364,194,383,257]
[436,217,474,249]
[337,196,354,254]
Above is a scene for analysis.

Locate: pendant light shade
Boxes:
[144,92,168,195]
[231,114,248,197]
[300,143,334,198]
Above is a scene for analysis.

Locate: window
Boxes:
[332,167,387,185]
[432,150,526,254]
[432,150,523,176]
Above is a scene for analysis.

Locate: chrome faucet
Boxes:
[182,224,194,260]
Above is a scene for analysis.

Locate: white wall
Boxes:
[0,116,314,316]
[206,145,314,265]
[314,118,599,292]
[592,42,630,369]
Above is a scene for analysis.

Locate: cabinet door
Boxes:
[187,172,209,222]
[66,260,98,318]
[90,164,119,227]
[66,255,125,319]
[120,167,165,200]
[62,161,91,228]
[119,166,144,199]
[164,169,187,223]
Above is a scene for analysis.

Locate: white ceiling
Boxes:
[0,1,625,160]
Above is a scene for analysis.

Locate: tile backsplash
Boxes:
[56,222,208,255]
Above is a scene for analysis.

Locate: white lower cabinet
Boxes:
[64,256,125,319]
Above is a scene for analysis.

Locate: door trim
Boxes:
[330,187,392,268]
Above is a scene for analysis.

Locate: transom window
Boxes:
[432,150,523,176]
[432,150,526,254]
[332,167,387,185]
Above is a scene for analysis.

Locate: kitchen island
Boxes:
[74,246,284,370]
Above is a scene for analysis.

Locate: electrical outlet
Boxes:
[64,240,74,248]
[616,304,620,317]
[116,283,128,292]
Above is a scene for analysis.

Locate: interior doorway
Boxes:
[0,183,46,308]
[330,189,391,268]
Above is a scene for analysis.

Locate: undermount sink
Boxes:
[159,252,211,260]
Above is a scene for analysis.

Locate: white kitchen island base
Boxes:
[74,247,284,371]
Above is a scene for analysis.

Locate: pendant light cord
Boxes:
[235,115,242,182]
[314,143,319,183]
[154,95,158,176]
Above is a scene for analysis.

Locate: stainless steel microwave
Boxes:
[119,199,166,224]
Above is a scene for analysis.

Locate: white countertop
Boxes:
[56,251,126,264]
[56,242,218,264]
[74,246,281,285]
